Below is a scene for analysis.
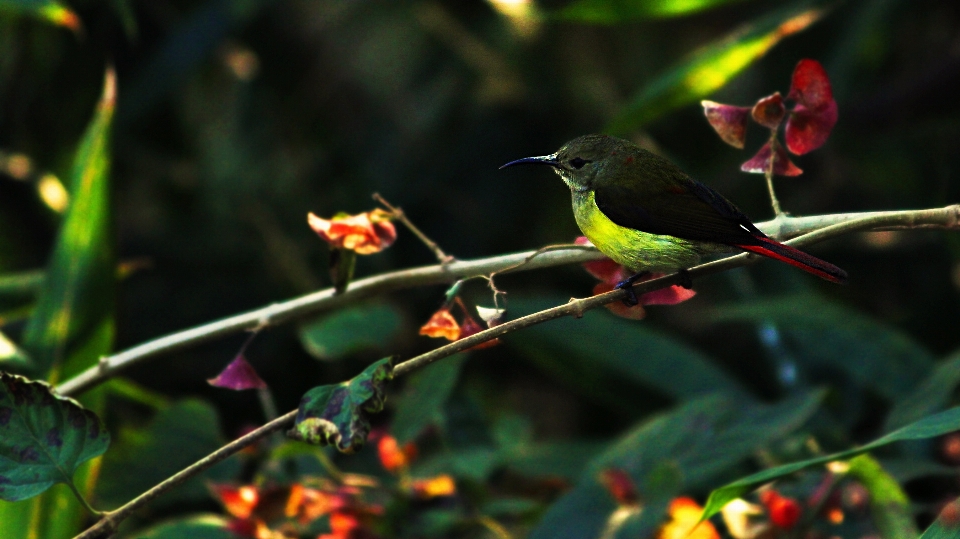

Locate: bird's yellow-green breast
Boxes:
[572,190,717,273]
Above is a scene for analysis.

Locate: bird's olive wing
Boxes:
[593,179,765,245]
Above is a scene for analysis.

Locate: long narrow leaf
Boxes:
[701,406,960,522]
[21,70,116,382]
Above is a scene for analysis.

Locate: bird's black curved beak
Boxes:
[499,154,561,170]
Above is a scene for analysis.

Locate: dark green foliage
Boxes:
[0,372,109,502]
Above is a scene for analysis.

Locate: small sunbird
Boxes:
[500,134,847,304]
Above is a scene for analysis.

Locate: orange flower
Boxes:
[419,307,460,340]
[411,474,457,499]
[377,434,418,472]
[308,209,396,255]
[657,497,720,539]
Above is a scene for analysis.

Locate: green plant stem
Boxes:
[72,410,298,539]
[70,204,960,539]
[65,478,103,518]
[56,206,960,399]
[766,130,783,216]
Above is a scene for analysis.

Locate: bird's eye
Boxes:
[568,157,590,169]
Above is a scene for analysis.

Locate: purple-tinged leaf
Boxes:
[0,372,110,501]
[207,355,267,391]
[751,92,785,129]
[701,101,749,149]
[741,141,802,176]
[785,100,838,155]
[288,357,394,453]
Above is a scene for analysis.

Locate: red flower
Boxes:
[418,307,460,340]
[760,490,802,529]
[701,58,837,177]
[207,354,267,391]
[577,237,696,320]
[377,434,418,473]
[599,468,638,506]
[308,209,397,254]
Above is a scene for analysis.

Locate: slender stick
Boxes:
[70,206,960,538]
[765,131,783,216]
[55,206,960,398]
[73,411,298,539]
[374,192,454,263]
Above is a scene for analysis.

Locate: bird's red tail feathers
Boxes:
[736,236,848,284]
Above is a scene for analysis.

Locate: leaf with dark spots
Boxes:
[0,372,110,501]
[287,357,394,453]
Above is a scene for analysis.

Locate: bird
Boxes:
[500,134,847,304]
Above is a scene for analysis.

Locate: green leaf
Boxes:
[298,302,403,361]
[288,357,394,452]
[556,0,752,23]
[920,498,960,539]
[510,297,747,403]
[710,295,935,400]
[0,372,109,502]
[886,351,960,431]
[847,454,919,539]
[605,4,823,133]
[530,391,823,539]
[0,0,80,31]
[21,70,116,381]
[96,400,239,509]
[391,354,465,444]
[130,514,236,539]
[701,405,960,522]
[0,269,44,313]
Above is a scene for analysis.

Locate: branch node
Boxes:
[567,297,586,319]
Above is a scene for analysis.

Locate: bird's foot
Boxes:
[677,269,693,289]
[614,271,651,307]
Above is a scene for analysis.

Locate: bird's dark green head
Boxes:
[500,134,632,193]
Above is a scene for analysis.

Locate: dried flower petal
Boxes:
[787,59,833,111]
[751,92,786,129]
[207,355,267,391]
[740,141,802,176]
[419,308,460,340]
[459,314,501,349]
[475,305,506,327]
[657,497,720,539]
[785,100,838,155]
[308,209,397,255]
[702,101,750,149]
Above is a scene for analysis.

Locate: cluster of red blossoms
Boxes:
[702,58,838,177]
[208,429,456,539]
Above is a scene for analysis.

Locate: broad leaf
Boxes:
[710,295,935,400]
[606,5,823,133]
[21,70,116,381]
[701,405,960,522]
[288,357,394,452]
[391,354,465,444]
[556,0,751,23]
[0,372,109,502]
[298,302,403,361]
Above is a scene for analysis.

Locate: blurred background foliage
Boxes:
[2,0,960,537]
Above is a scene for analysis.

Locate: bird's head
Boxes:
[500,134,627,193]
